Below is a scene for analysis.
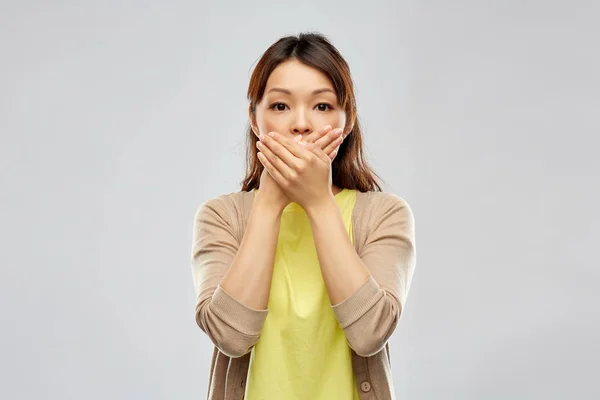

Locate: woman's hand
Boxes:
[256,129,341,212]
[256,165,292,212]
[297,125,346,161]
[255,126,344,213]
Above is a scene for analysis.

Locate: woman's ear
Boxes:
[248,104,259,136]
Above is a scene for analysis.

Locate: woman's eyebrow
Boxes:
[266,87,335,95]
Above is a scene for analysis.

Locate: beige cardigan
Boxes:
[191,190,416,400]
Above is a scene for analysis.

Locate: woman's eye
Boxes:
[271,103,287,111]
[316,103,332,111]
[270,102,332,111]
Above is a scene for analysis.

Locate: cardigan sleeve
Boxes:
[190,196,268,358]
[331,193,416,357]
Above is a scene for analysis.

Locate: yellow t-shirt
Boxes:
[245,188,361,400]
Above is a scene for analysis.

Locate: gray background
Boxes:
[1,0,598,399]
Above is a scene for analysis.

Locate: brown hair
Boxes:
[240,32,384,193]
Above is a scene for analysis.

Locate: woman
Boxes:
[191,32,416,400]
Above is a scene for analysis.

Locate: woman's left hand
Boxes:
[256,131,335,212]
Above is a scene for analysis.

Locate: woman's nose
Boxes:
[291,112,312,135]
[293,126,311,134]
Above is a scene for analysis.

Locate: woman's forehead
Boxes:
[265,60,334,93]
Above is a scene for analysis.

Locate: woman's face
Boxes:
[250,59,350,143]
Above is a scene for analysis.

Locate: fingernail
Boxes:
[334,128,343,136]
[259,133,265,140]
[294,134,302,141]
[324,125,332,132]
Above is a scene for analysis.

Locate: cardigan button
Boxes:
[360,381,371,392]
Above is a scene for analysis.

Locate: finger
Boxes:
[313,127,343,150]
[305,142,332,164]
[257,151,286,186]
[321,134,343,155]
[329,149,338,161]
[302,124,332,145]
[299,140,338,160]
[257,137,295,178]
[264,131,306,160]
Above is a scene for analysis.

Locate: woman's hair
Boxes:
[240,32,384,193]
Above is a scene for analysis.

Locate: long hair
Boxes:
[240,32,384,192]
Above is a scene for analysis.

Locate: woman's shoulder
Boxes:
[194,190,255,231]
[197,190,254,210]
[352,190,416,248]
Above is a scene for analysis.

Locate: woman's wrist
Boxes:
[305,194,338,219]
[253,192,286,218]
